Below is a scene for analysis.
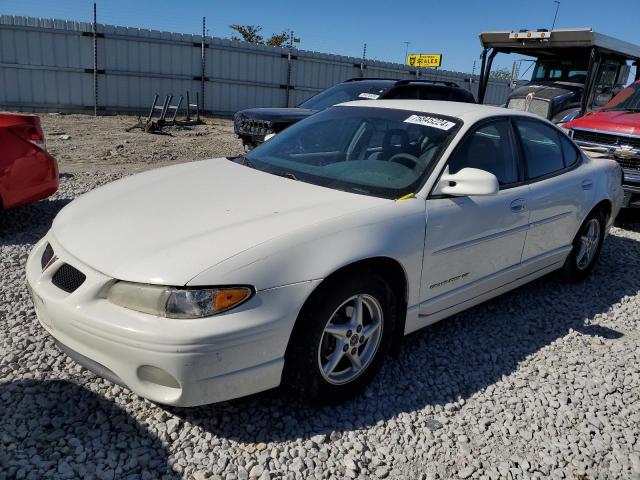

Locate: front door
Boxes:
[419,119,530,319]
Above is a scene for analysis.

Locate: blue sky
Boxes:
[1,0,638,74]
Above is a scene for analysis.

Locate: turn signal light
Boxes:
[214,288,252,312]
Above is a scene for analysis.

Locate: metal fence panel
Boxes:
[0,15,515,115]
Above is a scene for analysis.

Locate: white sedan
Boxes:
[26,101,624,406]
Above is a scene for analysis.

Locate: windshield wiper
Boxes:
[239,155,255,168]
[273,171,298,181]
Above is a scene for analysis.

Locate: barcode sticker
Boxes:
[404,115,456,130]
[358,92,380,100]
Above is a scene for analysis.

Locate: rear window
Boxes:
[298,82,393,110]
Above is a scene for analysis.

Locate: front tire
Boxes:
[284,273,397,403]
[560,209,605,282]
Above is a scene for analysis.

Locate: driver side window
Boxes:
[448,120,519,187]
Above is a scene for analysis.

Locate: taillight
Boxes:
[9,123,47,151]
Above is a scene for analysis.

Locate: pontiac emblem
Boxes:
[524,93,534,112]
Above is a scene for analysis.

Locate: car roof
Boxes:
[342,78,463,89]
[336,99,540,123]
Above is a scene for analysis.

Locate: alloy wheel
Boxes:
[317,294,383,385]
[576,218,601,271]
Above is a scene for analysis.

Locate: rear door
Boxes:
[514,118,589,261]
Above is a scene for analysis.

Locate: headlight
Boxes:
[107,282,253,319]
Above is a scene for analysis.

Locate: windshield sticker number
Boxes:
[404,115,456,130]
[358,92,380,100]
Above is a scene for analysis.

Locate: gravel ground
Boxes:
[1,114,640,480]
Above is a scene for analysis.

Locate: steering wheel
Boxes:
[388,152,420,170]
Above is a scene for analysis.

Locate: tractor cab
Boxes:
[478,29,640,123]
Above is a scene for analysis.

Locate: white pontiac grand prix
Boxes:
[27,100,624,406]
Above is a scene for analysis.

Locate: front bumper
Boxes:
[26,235,320,406]
[233,117,272,148]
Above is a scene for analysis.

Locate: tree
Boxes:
[229,24,301,47]
[266,31,290,47]
[490,67,512,80]
[229,24,263,44]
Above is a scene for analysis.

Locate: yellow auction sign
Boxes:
[406,54,442,68]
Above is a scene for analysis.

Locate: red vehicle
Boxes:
[0,113,58,209]
[567,81,640,207]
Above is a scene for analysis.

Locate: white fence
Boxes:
[0,15,514,115]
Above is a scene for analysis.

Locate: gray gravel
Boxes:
[2,131,640,479]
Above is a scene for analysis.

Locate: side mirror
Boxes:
[434,167,499,196]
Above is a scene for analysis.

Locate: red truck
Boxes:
[0,113,58,209]
[566,80,640,207]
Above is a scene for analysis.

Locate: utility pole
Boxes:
[92,2,98,116]
[285,30,294,107]
[403,41,410,63]
[551,1,560,30]
[201,16,206,114]
[360,43,367,77]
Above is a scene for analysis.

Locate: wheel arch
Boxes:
[592,198,612,222]
[288,256,409,359]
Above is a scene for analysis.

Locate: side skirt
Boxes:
[405,246,571,334]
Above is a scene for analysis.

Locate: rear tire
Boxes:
[284,273,396,404]
[560,209,605,282]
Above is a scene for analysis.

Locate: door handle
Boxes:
[510,199,526,212]
[581,179,593,190]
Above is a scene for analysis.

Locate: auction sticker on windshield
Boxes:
[358,93,380,99]
[404,115,456,130]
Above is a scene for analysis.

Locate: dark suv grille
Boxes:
[40,243,54,270]
[52,264,86,293]
[235,118,272,136]
[573,129,640,149]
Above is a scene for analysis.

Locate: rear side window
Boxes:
[515,119,565,179]
[559,134,580,167]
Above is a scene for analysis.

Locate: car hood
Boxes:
[512,81,582,101]
[51,159,385,286]
[568,110,640,136]
[235,108,317,123]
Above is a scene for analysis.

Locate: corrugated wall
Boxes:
[0,15,513,115]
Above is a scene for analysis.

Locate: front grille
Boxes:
[507,98,526,111]
[573,129,640,171]
[573,129,640,150]
[236,118,272,137]
[51,264,86,293]
[618,157,640,171]
[507,98,550,118]
[529,99,550,118]
[40,243,54,270]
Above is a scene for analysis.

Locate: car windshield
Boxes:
[532,59,589,84]
[298,82,394,111]
[245,106,461,199]
[603,83,640,111]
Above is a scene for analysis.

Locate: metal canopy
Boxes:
[479,29,640,60]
